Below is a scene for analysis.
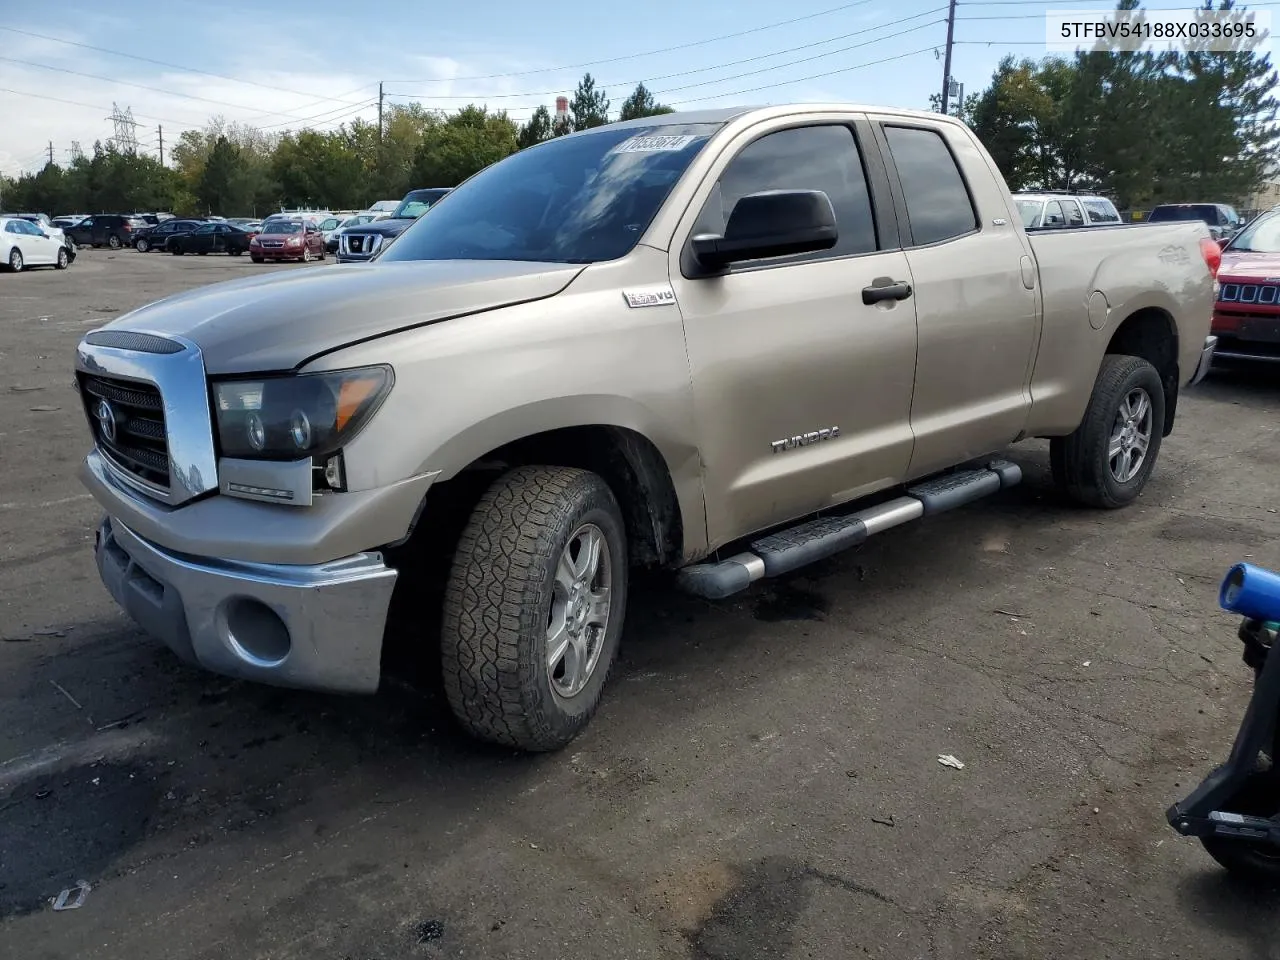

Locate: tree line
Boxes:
[0,75,673,217]
[956,0,1277,209]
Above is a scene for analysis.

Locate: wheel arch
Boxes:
[1105,307,1180,437]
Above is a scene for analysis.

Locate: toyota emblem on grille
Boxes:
[95,399,117,443]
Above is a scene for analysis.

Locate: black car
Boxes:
[167,221,253,256]
[134,218,205,252]
[1147,203,1245,242]
[336,188,451,263]
[65,214,150,249]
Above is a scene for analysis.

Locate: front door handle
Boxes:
[862,279,913,305]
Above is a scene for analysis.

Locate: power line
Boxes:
[390,7,948,100]
[254,99,379,131]
[669,45,940,104]
[382,0,885,84]
[0,85,206,127]
[0,56,374,124]
[0,26,376,110]
[383,17,945,103]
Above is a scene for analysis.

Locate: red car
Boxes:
[249,220,326,263]
[1211,209,1280,362]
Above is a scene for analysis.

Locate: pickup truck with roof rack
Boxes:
[75,103,1219,752]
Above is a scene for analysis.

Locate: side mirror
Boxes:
[691,189,838,270]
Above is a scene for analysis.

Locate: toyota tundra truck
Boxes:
[75,104,1220,752]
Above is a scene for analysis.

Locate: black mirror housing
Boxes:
[692,189,838,269]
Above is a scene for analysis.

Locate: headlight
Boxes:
[212,366,393,467]
[1213,279,1221,300]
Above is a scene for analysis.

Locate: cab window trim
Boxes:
[678,117,901,280]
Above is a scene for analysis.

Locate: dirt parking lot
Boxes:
[2,247,1279,959]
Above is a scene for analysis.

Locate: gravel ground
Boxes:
[2,247,1279,960]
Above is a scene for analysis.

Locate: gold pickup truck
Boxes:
[75,104,1220,751]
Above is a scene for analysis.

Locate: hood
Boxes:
[99,259,584,375]
[342,217,417,238]
[1218,251,1280,281]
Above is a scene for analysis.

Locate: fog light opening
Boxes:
[223,597,292,666]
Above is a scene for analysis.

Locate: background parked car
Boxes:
[1210,208,1280,363]
[168,222,254,256]
[134,218,205,252]
[249,219,326,262]
[1147,202,1244,242]
[51,215,86,230]
[336,187,451,263]
[65,214,149,249]
[8,213,76,261]
[1014,193,1122,229]
[2,215,71,272]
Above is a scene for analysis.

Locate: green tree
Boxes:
[197,136,242,214]
[618,83,674,121]
[570,73,610,130]
[518,105,553,149]
[412,105,519,186]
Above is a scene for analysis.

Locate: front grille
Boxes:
[1218,282,1280,305]
[262,241,284,248]
[342,234,380,257]
[79,373,170,488]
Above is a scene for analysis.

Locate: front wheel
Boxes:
[135,238,150,253]
[1051,354,1165,509]
[55,247,69,270]
[7,247,23,272]
[440,466,628,752]
[107,234,121,250]
[250,255,263,263]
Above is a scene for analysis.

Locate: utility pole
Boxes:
[47,140,54,166]
[940,0,958,115]
[157,125,164,166]
[378,81,384,144]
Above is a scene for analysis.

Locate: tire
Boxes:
[7,247,22,272]
[1199,776,1280,883]
[108,234,121,250]
[197,250,208,256]
[250,255,264,264]
[171,245,184,256]
[1050,354,1165,509]
[440,466,629,752]
[55,247,69,270]
[135,238,149,253]
[301,248,313,263]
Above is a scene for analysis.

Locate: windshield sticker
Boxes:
[611,135,697,155]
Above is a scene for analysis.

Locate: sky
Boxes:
[0,0,1273,178]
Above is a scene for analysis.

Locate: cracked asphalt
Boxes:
[2,248,1280,959]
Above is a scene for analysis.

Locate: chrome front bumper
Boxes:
[1189,334,1218,386]
[95,515,397,694]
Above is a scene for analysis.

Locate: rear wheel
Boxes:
[135,238,150,252]
[55,247,69,270]
[440,466,628,752]
[301,248,313,263]
[1051,354,1165,509]
[250,255,264,263]
[107,234,121,250]
[7,247,23,272]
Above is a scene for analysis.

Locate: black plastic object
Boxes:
[862,280,913,305]
[907,468,1002,515]
[750,514,869,578]
[675,559,757,600]
[1167,616,1280,848]
[692,189,838,268]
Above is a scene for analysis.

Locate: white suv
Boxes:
[1014,193,1122,230]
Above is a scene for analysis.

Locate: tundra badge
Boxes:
[771,427,840,454]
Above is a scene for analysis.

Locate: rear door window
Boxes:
[1043,200,1066,227]
[882,125,978,245]
[1065,201,1085,226]
[1083,199,1120,223]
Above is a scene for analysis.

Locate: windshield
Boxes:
[263,222,302,235]
[1226,213,1280,253]
[1014,200,1042,228]
[319,218,342,230]
[1149,205,1214,223]
[382,123,720,265]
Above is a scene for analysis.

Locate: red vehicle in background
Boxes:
[1211,209,1280,363]
[249,219,326,263]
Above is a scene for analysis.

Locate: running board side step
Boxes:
[676,459,1022,600]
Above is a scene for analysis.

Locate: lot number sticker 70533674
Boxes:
[611,135,698,154]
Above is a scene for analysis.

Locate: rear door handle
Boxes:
[862,279,913,305]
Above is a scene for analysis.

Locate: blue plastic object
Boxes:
[1219,562,1280,622]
